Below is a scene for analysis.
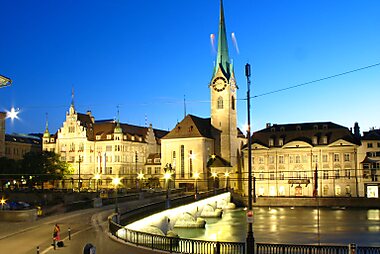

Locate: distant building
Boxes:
[42,103,168,189]
[242,122,362,198]
[0,111,41,160]
[358,127,380,198]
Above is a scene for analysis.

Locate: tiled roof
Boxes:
[362,129,380,141]
[248,122,360,148]
[5,133,41,145]
[207,154,231,167]
[163,114,216,139]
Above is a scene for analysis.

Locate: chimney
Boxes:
[266,123,271,128]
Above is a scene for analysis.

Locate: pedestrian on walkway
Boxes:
[53,223,60,241]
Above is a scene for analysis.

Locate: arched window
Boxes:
[217,96,223,109]
[231,96,235,110]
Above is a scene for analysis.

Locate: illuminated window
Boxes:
[279,138,284,146]
[278,155,284,164]
[269,186,276,196]
[269,138,274,146]
[278,186,285,196]
[269,156,274,164]
[258,187,265,196]
[279,171,284,180]
[323,170,329,179]
[323,154,328,162]
[269,171,275,180]
[335,186,341,196]
[323,185,329,196]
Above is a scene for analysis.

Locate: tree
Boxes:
[0,157,20,190]
[20,151,71,189]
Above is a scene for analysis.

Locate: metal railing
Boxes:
[110,217,245,254]
[256,243,380,254]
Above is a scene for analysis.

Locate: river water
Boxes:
[174,207,380,246]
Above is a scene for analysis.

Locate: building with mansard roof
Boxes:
[42,103,168,189]
[241,122,363,198]
[161,1,245,192]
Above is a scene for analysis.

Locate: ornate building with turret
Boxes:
[42,102,168,189]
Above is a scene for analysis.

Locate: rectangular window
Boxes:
[334,154,340,162]
[335,169,340,179]
[189,150,193,177]
[172,151,176,169]
[278,155,284,164]
[302,155,307,163]
[312,155,318,163]
[345,169,351,179]
[344,153,350,162]
[259,171,264,180]
[323,154,328,162]
[289,156,294,163]
[147,167,152,175]
[377,142,380,148]
[323,170,329,179]
[279,171,284,180]
[106,146,112,152]
[180,145,185,178]
[259,156,264,164]
[295,155,300,163]
[269,156,274,164]
[269,171,275,180]
[368,143,373,148]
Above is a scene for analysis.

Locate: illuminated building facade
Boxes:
[359,128,380,198]
[42,103,168,189]
[242,122,363,197]
[160,1,245,192]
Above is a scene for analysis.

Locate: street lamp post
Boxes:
[94,173,101,194]
[112,177,121,219]
[78,155,82,192]
[164,172,171,208]
[193,172,200,200]
[224,172,230,190]
[137,172,144,192]
[245,63,255,254]
[211,172,218,195]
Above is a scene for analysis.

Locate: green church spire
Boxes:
[214,0,231,80]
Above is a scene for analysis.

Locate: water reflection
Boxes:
[174,207,380,246]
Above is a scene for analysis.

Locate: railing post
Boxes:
[348,244,357,254]
[68,227,71,240]
[36,246,40,254]
[170,237,173,253]
[151,234,154,249]
[216,241,220,254]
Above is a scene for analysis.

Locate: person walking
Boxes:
[53,223,61,247]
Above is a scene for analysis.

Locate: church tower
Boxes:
[210,0,238,166]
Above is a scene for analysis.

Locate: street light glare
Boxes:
[211,172,218,178]
[6,107,20,120]
[0,197,6,205]
[193,172,200,179]
[112,177,122,186]
[163,172,172,180]
[137,172,144,180]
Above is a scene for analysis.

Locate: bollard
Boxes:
[349,243,357,254]
[68,227,71,240]
[37,246,40,254]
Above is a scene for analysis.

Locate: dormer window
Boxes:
[296,125,301,131]
[312,136,318,145]
[322,136,328,144]
[279,138,284,146]
[131,136,135,141]
[50,138,55,142]
[269,138,274,147]
[323,125,328,130]
[271,127,276,133]
[96,135,101,140]
[313,125,318,130]
[106,135,112,140]
[280,127,285,132]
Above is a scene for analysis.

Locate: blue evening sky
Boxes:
[1,0,379,135]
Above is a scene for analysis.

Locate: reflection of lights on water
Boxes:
[368,226,380,232]
[367,209,380,221]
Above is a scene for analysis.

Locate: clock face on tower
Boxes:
[212,76,227,92]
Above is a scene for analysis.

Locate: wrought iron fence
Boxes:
[109,216,245,254]
[256,243,380,254]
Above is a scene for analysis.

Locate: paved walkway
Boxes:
[0,195,170,254]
